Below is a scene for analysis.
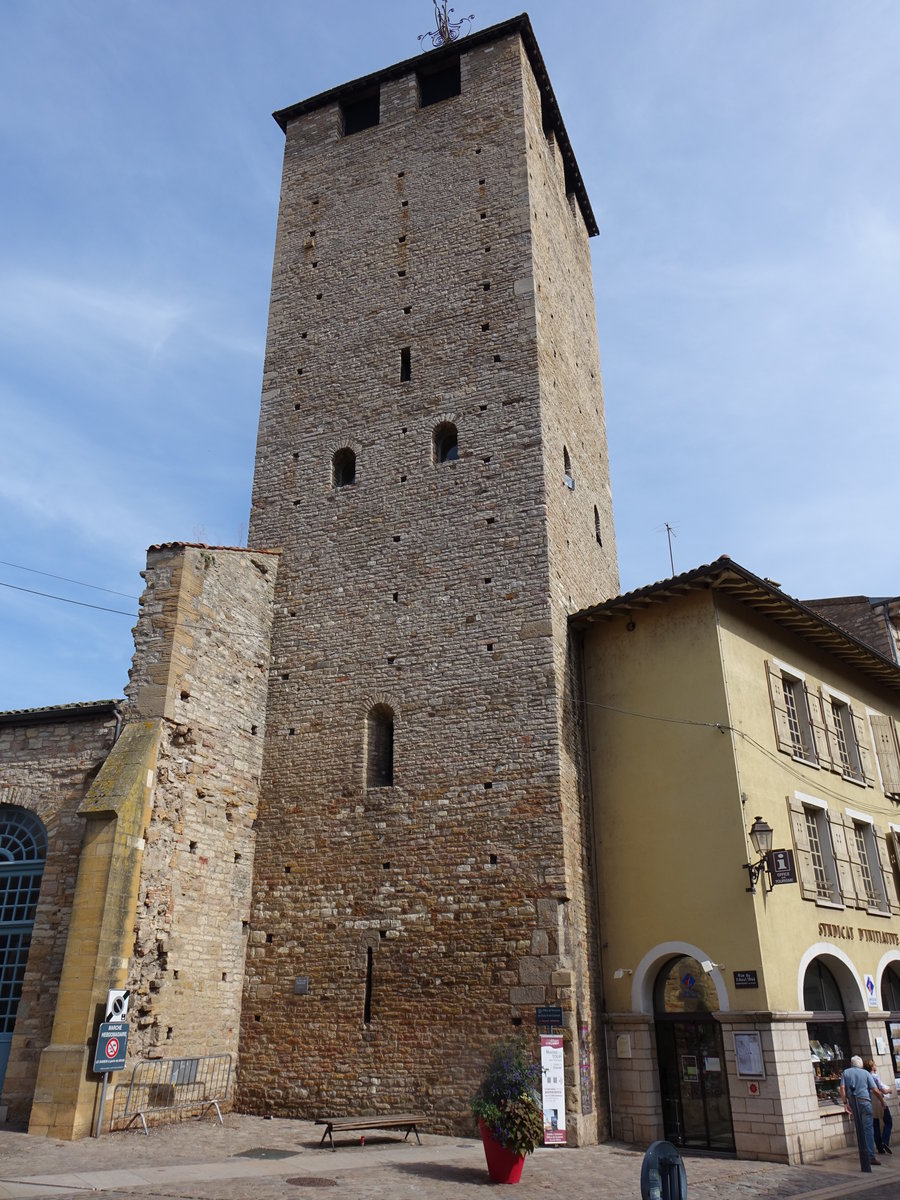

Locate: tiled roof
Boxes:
[0,700,120,726]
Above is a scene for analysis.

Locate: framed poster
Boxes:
[540,1035,566,1145]
[681,1054,698,1082]
[734,1031,765,1078]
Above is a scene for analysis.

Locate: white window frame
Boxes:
[846,808,889,912]
[821,685,865,786]
[794,792,841,907]
[771,659,818,766]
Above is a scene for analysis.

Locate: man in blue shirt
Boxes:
[841,1055,881,1165]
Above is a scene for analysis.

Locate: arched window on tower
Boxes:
[332,447,356,487]
[433,422,458,464]
[563,446,574,490]
[366,704,394,788]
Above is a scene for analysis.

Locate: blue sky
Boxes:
[2,1,898,709]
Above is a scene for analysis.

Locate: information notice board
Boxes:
[540,1034,566,1145]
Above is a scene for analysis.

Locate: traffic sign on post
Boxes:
[93,1021,129,1073]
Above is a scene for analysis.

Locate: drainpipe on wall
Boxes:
[112,700,123,744]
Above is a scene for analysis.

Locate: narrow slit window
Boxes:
[594,506,602,546]
[366,704,394,788]
[417,58,461,108]
[563,446,574,489]
[433,422,458,464]
[340,89,380,136]
[400,347,411,382]
[364,946,373,1024]
[332,447,356,487]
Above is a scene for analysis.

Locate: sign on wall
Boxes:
[766,849,797,885]
[734,1032,765,1078]
[540,1035,566,1145]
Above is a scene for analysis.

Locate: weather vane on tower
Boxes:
[418,0,475,48]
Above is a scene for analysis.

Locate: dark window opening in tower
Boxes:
[433,422,458,464]
[332,447,356,487]
[563,446,574,489]
[400,347,411,382]
[364,945,373,1024]
[594,506,602,546]
[417,59,461,108]
[366,704,394,788]
[340,90,380,136]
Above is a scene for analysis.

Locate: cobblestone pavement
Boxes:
[0,1116,897,1200]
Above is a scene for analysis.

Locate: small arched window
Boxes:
[563,446,574,490]
[332,447,356,488]
[433,422,458,464]
[594,506,602,546]
[366,704,394,788]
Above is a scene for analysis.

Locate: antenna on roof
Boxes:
[418,1,474,48]
[653,521,678,577]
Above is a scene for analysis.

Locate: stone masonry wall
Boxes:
[521,41,620,1141]
[0,709,117,1121]
[242,28,617,1140]
[120,545,277,1071]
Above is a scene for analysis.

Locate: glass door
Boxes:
[654,955,734,1152]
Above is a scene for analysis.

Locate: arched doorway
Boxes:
[803,958,850,1106]
[0,807,47,1094]
[654,955,734,1151]
[881,964,900,1086]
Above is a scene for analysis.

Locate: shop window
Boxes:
[433,422,458,464]
[365,704,394,788]
[882,966,900,1085]
[869,713,900,798]
[332,447,356,487]
[804,959,848,1107]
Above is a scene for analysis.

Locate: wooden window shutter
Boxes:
[766,662,794,754]
[851,709,877,786]
[874,827,900,916]
[787,797,820,901]
[820,690,844,775]
[806,687,832,768]
[870,714,900,798]
[828,811,861,908]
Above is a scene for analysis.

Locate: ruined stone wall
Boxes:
[242,28,616,1141]
[0,708,117,1121]
[122,545,277,1067]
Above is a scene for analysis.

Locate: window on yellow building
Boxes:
[766,662,820,764]
[882,967,900,1086]
[804,959,849,1107]
[870,713,900,799]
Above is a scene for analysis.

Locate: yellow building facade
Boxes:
[576,557,900,1164]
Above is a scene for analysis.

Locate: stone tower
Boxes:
[242,15,618,1144]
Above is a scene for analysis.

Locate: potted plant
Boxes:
[471,1036,545,1184]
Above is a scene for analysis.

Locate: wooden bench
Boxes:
[315,1113,428,1151]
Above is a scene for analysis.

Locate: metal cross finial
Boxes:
[418,1,474,48]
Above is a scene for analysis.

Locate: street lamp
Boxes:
[743,816,774,894]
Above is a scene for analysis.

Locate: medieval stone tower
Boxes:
[241,14,618,1144]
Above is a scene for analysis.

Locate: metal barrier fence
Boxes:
[119,1054,232,1134]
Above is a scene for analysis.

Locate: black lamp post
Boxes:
[744,816,774,894]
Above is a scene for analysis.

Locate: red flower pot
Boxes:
[478,1118,526,1184]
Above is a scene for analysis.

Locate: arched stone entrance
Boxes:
[0,806,47,1093]
[654,954,734,1151]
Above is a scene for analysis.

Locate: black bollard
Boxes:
[641,1141,688,1200]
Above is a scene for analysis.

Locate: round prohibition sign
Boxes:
[105,1037,119,1058]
